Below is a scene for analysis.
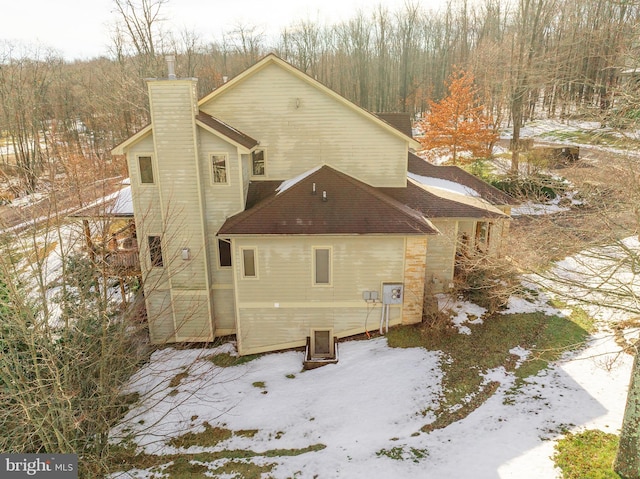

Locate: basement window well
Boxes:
[311,329,333,358]
[304,328,338,370]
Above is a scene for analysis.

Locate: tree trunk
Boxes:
[510,90,524,175]
[615,346,640,479]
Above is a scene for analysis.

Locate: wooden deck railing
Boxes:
[103,250,141,276]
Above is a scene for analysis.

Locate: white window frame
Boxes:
[137,154,155,185]
[310,328,335,358]
[312,246,332,287]
[240,247,258,279]
[251,149,266,177]
[210,153,229,185]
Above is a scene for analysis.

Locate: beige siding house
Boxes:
[112,54,514,356]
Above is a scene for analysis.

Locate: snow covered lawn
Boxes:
[110,302,633,478]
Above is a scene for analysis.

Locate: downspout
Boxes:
[379,303,391,334]
[385,304,390,333]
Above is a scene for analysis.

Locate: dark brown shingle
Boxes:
[219,166,437,236]
[196,111,258,149]
[407,153,517,206]
[376,112,414,139]
[380,181,506,219]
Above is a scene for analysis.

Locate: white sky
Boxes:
[2,0,444,61]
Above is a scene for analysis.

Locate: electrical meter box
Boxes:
[382,283,403,304]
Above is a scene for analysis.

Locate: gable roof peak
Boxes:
[198,54,421,148]
[276,165,323,196]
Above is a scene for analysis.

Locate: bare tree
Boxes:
[279,19,325,76]
[226,23,265,68]
[396,3,423,112]
[0,44,62,193]
[508,0,555,175]
[111,0,169,76]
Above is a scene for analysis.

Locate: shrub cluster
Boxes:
[491,173,567,201]
[453,256,519,313]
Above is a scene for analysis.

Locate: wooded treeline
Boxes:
[2,0,640,191]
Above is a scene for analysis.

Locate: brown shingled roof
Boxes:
[245,180,281,209]
[376,112,413,139]
[218,166,438,236]
[379,181,506,219]
[196,111,258,149]
[407,153,517,206]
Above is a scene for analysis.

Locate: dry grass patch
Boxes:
[168,370,189,388]
[109,440,326,478]
[208,352,261,367]
[168,422,232,449]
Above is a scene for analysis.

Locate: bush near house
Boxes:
[454,255,519,313]
[491,173,567,201]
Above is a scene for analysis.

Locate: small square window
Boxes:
[139,156,154,184]
[148,236,163,267]
[211,154,228,183]
[251,149,265,176]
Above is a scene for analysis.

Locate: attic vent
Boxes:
[166,55,176,80]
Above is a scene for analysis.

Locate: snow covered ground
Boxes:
[110,318,633,478]
[109,269,636,478]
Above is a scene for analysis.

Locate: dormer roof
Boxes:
[112,111,258,156]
